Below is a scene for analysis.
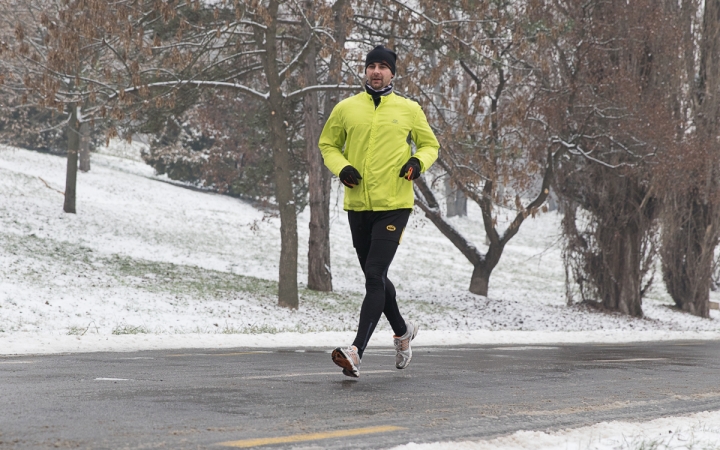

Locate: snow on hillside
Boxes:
[3,143,720,450]
[0,143,719,356]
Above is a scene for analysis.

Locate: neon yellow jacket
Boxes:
[319,91,440,211]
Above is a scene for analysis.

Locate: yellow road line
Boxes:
[593,358,668,362]
[216,425,404,448]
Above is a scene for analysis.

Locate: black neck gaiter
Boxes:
[365,81,394,107]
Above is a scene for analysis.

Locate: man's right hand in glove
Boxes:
[339,165,362,188]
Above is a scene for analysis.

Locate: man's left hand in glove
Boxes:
[399,157,422,181]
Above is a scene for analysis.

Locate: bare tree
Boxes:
[355,0,558,296]
[529,0,683,316]
[659,0,720,318]
[304,0,352,292]
[0,10,63,154]
[5,0,357,307]
[239,0,355,306]
[1,0,116,212]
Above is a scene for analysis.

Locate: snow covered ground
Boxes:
[2,143,720,449]
[390,410,720,450]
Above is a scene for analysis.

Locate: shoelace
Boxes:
[348,347,360,365]
[394,337,410,351]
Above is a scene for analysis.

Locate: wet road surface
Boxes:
[2,341,719,449]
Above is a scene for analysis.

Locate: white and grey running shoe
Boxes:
[331,345,361,378]
[393,321,418,369]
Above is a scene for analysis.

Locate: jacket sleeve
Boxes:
[411,106,439,172]
[318,104,349,176]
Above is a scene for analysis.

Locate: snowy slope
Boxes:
[0,143,719,356]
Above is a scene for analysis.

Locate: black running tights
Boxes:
[351,240,408,358]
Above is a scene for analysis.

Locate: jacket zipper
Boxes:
[365,94,381,210]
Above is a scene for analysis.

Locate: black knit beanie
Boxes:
[364,45,397,75]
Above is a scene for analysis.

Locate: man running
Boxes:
[318,45,440,378]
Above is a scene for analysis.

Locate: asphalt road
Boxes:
[1,341,720,449]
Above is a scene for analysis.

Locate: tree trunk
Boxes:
[559,165,655,318]
[264,0,298,309]
[79,121,91,172]
[598,219,644,316]
[418,151,555,299]
[662,197,714,317]
[589,172,652,317]
[445,177,467,217]
[273,135,299,309]
[303,10,332,292]
[63,105,79,214]
[415,176,497,298]
[469,264,490,296]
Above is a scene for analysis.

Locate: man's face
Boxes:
[366,62,393,90]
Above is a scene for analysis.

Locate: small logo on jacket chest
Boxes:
[386,225,396,231]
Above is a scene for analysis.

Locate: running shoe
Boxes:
[331,345,361,378]
[393,321,418,369]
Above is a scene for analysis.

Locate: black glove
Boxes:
[339,165,362,188]
[399,157,422,180]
